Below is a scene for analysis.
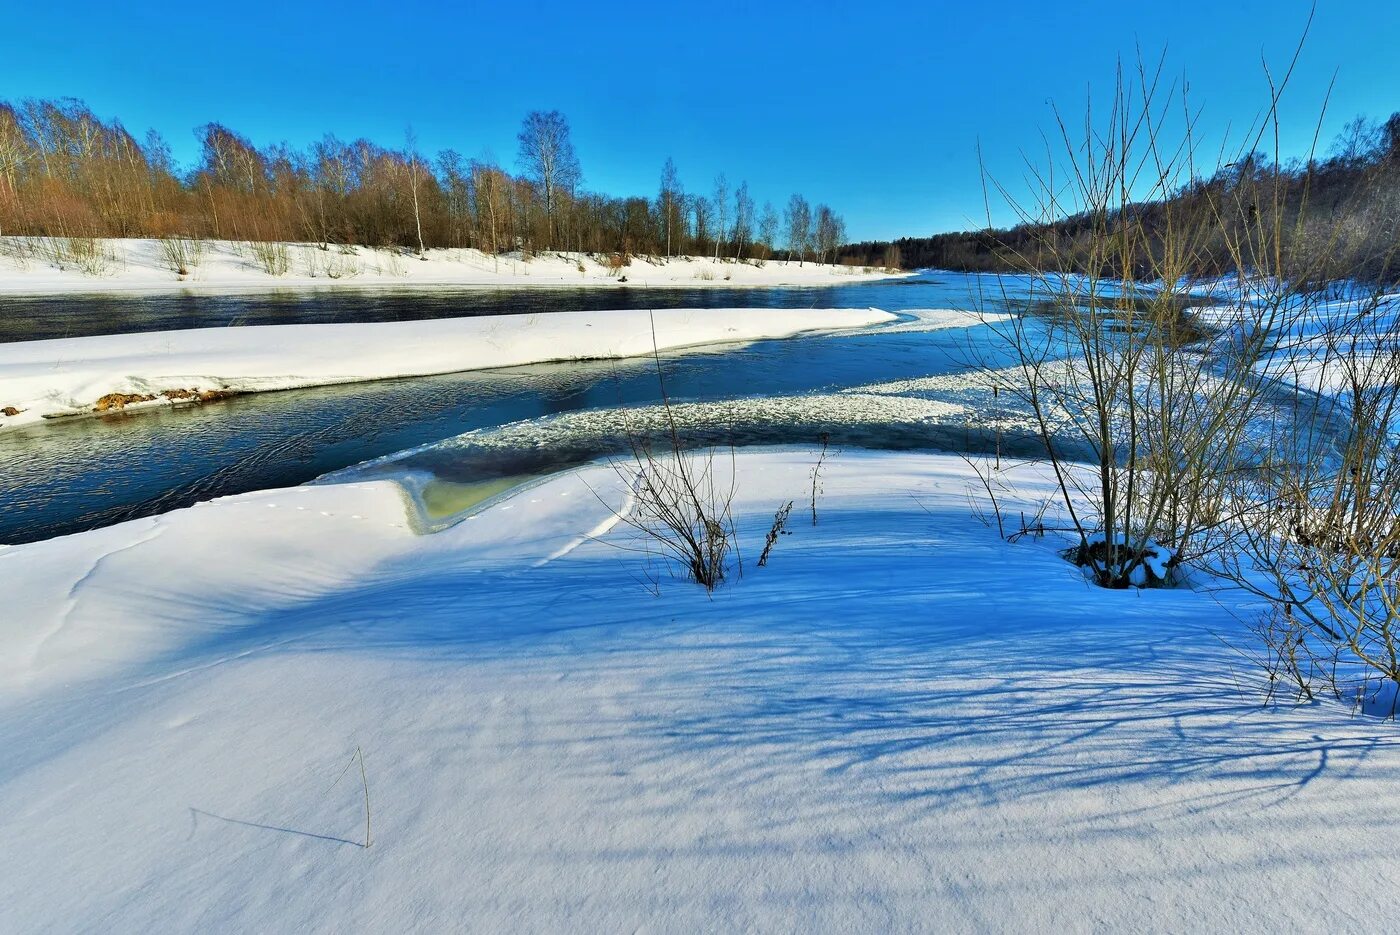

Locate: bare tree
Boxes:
[471,157,510,271]
[732,180,754,259]
[756,201,779,260]
[881,243,902,271]
[1330,115,1382,166]
[784,194,811,265]
[658,157,682,257]
[516,110,580,249]
[405,128,426,257]
[0,104,25,196]
[712,173,729,260]
[813,204,844,264]
[691,195,713,256]
[436,148,472,248]
[0,94,866,263]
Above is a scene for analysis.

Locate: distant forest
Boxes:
[841,113,1400,285]
[0,99,851,262]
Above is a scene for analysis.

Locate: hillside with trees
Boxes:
[840,112,1400,285]
[0,99,849,263]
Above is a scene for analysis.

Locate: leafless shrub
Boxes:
[324,251,361,279]
[299,243,359,278]
[0,235,34,267]
[34,236,117,275]
[159,236,205,277]
[974,41,1332,588]
[376,247,407,277]
[1243,602,1336,705]
[959,453,1009,541]
[605,313,740,591]
[758,501,794,567]
[248,239,290,276]
[614,435,738,590]
[1219,293,1400,715]
[298,244,323,277]
[810,432,831,526]
[1007,498,1055,543]
[971,34,1400,710]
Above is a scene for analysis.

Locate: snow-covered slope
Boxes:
[0,238,909,294]
[0,306,895,429]
[2,449,1396,931]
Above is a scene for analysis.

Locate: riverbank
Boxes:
[2,447,1395,929]
[0,306,896,430]
[0,238,911,295]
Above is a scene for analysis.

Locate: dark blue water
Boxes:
[0,274,1049,544]
[0,275,1015,343]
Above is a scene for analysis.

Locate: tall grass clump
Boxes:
[248,239,290,276]
[159,236,205,276]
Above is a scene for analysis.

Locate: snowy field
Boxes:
[0,238,909,294]
[3,448,1397,931]
[0,306,895,430]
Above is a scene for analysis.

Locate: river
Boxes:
[1,273,1061,544]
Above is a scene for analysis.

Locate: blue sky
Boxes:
[2,0,1396,240]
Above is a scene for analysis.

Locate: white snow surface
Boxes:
[865,307,1012,334]
[0,238,910,294]
[0,306,895,429]
[1187,285,1400,394]
[2,448,1398,931]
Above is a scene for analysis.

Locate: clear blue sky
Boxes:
[2,0,1396,240]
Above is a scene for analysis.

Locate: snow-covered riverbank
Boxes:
[1187,286,1400,395]
[2,448,1396,930]
[0,238,910,294]
[0,306,896,430]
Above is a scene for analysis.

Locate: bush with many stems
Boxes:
[971,30,1400,715]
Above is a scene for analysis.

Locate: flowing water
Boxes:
[1,273,1076,544]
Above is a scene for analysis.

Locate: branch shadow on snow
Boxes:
[77,493,1400,853]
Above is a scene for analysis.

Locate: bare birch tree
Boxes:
[659,157,682,257]
[784,194,811,265]
[516,110,580,249]
[732,180,754,259]
[405,127,426,257]
[713,173,729,260]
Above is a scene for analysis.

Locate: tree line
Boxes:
[840,112,1400,285]
[0,98,850,263]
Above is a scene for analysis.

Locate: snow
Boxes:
[0,237,910,295]
[862,307,1013,334]
[0,306,896,430]
[1081,531,1176,587]
[1187,285,1400,395]
[3,448,1398,930]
